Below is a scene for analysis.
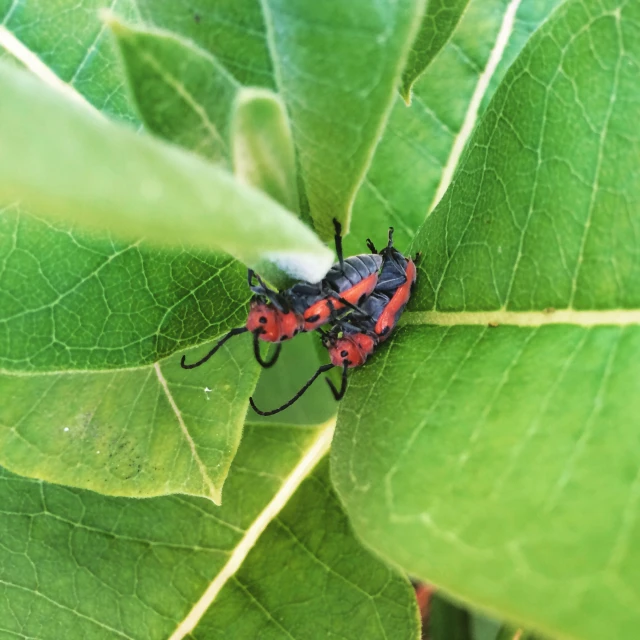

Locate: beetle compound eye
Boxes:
[259,316,268,324]
[341,350,349,358]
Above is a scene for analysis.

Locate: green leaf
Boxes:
[333,1,640,638]
[107,19,301,287]
[0,423,419,639]
[0,0,141,123]
[344,0,564,257]
[232,87,299,213]
[479,0,566,114]
[0,63,333,281]
[107,15,240,165]
[0,210,251,371]
[399,0,471,103]
[0,0,273,123]
[0,332,260,503]
[261,0,428,238]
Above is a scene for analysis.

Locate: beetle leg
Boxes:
[250,363,335,416]
[253,332,282,368]
[326,290,371,318]
[325,361,349,401]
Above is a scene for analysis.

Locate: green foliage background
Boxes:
[1,0,637,639]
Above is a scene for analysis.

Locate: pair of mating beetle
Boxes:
[181,220,416,415]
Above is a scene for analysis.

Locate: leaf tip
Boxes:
[399,82,413,106]
[209,487,223,506]
[99,8,129,36]
[234,87,288,121]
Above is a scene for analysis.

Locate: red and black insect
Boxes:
[180,219,382,370]
[249,227,417,416]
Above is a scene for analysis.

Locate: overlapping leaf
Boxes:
[0,3,329,502]
[109,17,240,165]
[333,2,640,638]
[344,0,565,257]
[232,87,299,213]
[0,424,419,639]
[0,0,141,122]
[0,0,607,637]
[0,64,333,278]
[0,335,261,503]
[135,0,275,88]
[260,0,428,239]
[0,211,249,371]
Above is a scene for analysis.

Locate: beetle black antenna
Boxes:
[326,361,349,400]
[253,332,282,368]
[366,238,378,254]
[387,226,395,248]
[333,218,344,270]
[249,363,335,416]
[181,327,248,369]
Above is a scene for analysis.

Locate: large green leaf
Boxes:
[333,1,640,638]
[344,0,565,257]
[0,63,333,281]
[0,330,261,503]
[261,0,427,239]
[0,211,249,372]
[0,1,326,502]
[0,422,419,639]
[0,203,265,501]
[399,0,471,102]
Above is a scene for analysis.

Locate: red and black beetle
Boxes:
[181,219,382,370]
[249,227,417,415]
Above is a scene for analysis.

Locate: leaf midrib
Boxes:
[153,362,219,502]
[0,25,102,116]
[168,418,336,640]
[427,0,523,215]
[402,309,640,327]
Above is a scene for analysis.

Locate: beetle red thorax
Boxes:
[246,301,304,343]
[325,333,377,368]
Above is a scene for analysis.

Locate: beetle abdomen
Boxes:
[325,253,382,293]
